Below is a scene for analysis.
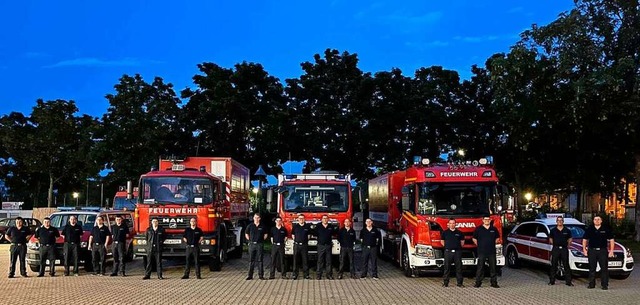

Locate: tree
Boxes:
[100,74,188,184]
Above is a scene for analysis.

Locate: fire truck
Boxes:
[113,185,137,210]
[132,157,250,271]
[276,172,353,264]
[368,156,507,277]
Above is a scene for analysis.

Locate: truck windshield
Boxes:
[141,177,214,205]
[113,197,136,210]
[417,183,495,215]
[282,184,348,212]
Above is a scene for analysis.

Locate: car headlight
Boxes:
[495,245,503,256]
[80,242,88,248]
[27,242,40,250]
[415,245,435,258]
[571,249,586,257]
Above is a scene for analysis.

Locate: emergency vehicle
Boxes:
[132,157,250,271]
[506,213,634,279]
[276,172,353,263]
[368,156,507,277]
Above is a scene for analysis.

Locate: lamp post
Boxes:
[72,192,79,206]
[254,165,267,214]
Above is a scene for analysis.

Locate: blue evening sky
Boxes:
[0,0,574,117]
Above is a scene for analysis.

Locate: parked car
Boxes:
[26,208,135,272]
[0,217,41,243]
[505,214,634,280]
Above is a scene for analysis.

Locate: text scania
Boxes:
[440,172,479,177]
[150,208,199,214]
[455,223,476,228]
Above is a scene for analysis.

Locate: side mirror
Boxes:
[266,189,273,204]
[220,182,227,201]
[401,186,410,195]
[401,197,410,211]
[535,232,548,239]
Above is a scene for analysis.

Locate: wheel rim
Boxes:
[556,260,565,278]
[219,248,225,263]
[508,250,516,265]
[402,249,409,270]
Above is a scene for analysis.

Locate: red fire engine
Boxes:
[132,157,250,271]
[276,172,353,262]
[368,156,507,277]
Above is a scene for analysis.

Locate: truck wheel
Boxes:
[401,244,414,277]
[209,256,222,272]
[506,248,520,268]
[29,265,39,272]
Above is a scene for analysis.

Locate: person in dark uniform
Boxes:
[548,216,573,286]
[6,217,31,278]
[61,215,83,276]
[360,218,380,279]
[338,218,357,279]
[315,215,335,280]
[269,217,287,279]
[291,213,311,280]
[110,215,129,277]
[143,218,166,280]
[35,217,60,277]
[441,218,465,287]
[182,217,203,279]
[245,213,267,280]
[88,216,111,276]
[582,215,614,290]
[473,215,500,288]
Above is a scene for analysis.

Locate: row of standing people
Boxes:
[245,213,380,280]
[441,215,616,289]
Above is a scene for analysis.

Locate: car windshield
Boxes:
[417,182,495,215]
[141,177,214,205]
[49,214,96,231]
[547,224,586,238]
[282,184,348,212]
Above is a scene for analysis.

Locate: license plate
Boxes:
[462,259,475,265]
[163,239,182,245]
[608,261,623,267]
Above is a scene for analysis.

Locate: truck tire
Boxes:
[29,265,39,272]
[401,244,414,277]
[209,256,222,271]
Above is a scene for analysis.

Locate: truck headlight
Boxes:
[27,242,40,250]
[415,245,435,258]
[136,240,147,246]
[80,242,88,248]
[496,245,503,256]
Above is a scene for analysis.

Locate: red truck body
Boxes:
[368,157,506,276]
[132,157,250,271]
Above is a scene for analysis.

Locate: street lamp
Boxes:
[72,192,79,206]
[524,192,533,201]
[254,165,267,214]
[457,149,465,157]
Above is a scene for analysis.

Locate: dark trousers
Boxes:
[248,243,264,278]
[9,244,27,276]
[361,246,378,277]
[92,244,106,274]
[316,244,333,278]
[588,248,609,287]
[293,243,309,277]
[338,247,355,276]
[443,249,463,284]
[184,245,200,277]
[550,246,571,283]
[63,242,79,275]
[38,245,56,275]
[112,242,126,275]
[270,245,285,277]
[145,249,163,277]
[475,253,497,285]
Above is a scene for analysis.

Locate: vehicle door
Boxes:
[529,223,552,263]
[510,223,537,259]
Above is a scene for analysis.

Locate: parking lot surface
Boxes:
[0,244,637,305]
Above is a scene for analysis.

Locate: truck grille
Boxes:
[153,216,190,230]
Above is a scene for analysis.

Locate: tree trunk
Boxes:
[48,174,54,208]
[634,154,640,242]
